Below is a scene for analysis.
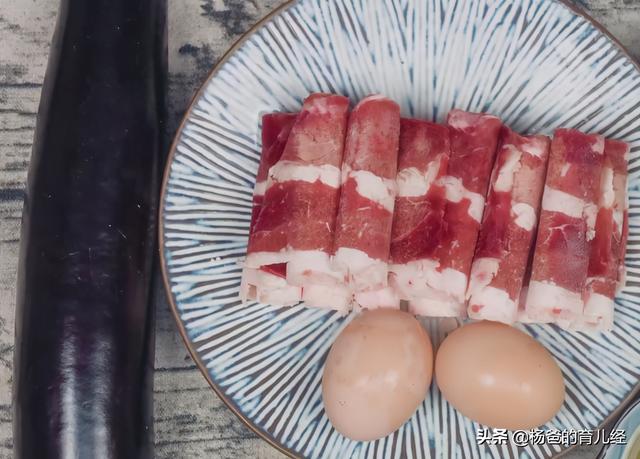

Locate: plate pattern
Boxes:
[161,0,640,457]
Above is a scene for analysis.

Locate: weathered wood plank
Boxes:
[0,1,58,455]
[0,0,637,458]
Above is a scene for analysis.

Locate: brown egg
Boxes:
[435,321,565,430]
[322,309,433,441]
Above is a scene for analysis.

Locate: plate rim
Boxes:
[159,4,300,457]
[597,398,640,459]
[158,1,640,458]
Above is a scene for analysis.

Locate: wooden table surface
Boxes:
[1,0,639,457]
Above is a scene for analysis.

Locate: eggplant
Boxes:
[13,0,167,458]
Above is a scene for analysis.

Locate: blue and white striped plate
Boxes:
[160,1,640,457]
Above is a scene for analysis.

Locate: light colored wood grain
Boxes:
[1,1,638,458]
[0,1,58,457]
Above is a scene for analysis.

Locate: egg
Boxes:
[435,320,565,430]
[322,309,433,441]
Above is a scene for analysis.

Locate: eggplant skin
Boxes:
[13,1,167,458]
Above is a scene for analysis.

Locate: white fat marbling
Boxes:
[253,180,267,196]
[343,167,396,212]
[600,166,615,208]
[396,159,444,197]
[440,175,485,222]
[493,146,522,192]
[269,160,341,188]
[541,186,585,218]
[512,202,537,231]
[389,259,467,306]
[332,247,389,291]
[525,280,583,320]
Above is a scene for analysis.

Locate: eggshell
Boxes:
[322,309,433,441]
[435,320,565,430]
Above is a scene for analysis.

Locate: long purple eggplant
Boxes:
[13,1,167,457]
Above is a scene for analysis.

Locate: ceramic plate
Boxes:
[600,399,640,459]
[160,1,640,457]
